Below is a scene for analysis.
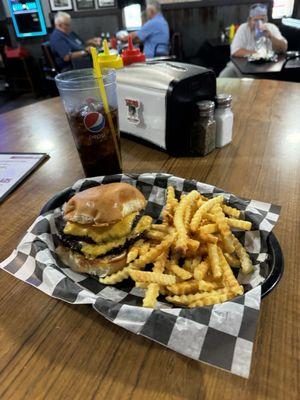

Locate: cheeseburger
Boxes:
[56,182,152,277]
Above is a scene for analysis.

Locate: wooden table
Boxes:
[231,54,286,75]
[0,78,299,400]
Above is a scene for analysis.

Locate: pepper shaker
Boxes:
[191,100,216,156]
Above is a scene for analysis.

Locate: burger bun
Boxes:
[56,246,127,277]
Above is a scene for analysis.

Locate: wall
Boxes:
[2,0,121,60]
[164,5,250,57]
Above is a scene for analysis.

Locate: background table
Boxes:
[0,78,299,400]
[231,54,286,75]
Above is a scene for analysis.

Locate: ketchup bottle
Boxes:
[121,36,146,66]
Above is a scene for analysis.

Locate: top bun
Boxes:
[63,182,146,226]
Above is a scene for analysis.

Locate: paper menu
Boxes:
[0,153,48,202]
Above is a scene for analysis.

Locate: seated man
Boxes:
[219,3,287,77]
[50,12,100,71]
[124,1,169,58]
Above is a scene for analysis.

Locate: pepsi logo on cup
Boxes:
[84,112,105,133]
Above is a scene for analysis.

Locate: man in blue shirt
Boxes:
[125,1,170,58]
[50,12,100,71]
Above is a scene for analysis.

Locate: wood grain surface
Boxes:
[0,78,299,400]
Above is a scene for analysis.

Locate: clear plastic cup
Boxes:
[55,68,122,177]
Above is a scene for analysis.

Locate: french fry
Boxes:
[100,267,131,284]
[221,204,241,218]
[166,287,231,306]
[135,281,168,295]
[218,248,244,295]
[204,213,217,223]
[182,258,193,273]
[166,263,193,281]
[197,198,205,208]
[194,258,210,281]
[186,238,200,257]
[162,186,178,224]
[184,204,192,230]
[188,290,236,308]
[205,214,252,231]
[152,251,168,273]
[130,234,174,270]
[143,283,160,308]
[199,223,218,234]
[212,204,235,254]
[198,280,223,292]
[151,224,170,233]
[167,279,199,295]
[174,190,200,256]
[226,218,252,231]
[133,215,153,236]
[127,248,139,264]
[190,195,224,232]
[145,230,166,241]
[134,281,149,289]
[127,239,144,263]
[198,244,208,256]
[207,243,222,278]
[224,252,241,267]
[129,270,176,285]
[198,231,218,244]
[231,234,254,274]
[139,241,151,256]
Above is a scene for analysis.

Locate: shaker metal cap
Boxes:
[215,93,232,107]
[197,100,215,111]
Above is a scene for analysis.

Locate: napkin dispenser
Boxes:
[116,61,216,156]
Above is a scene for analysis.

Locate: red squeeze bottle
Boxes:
[121,36,146,66]
[110,37,117,50]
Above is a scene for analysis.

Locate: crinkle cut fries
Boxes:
[100,186,254,308]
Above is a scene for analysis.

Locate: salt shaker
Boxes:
[215,94,233,148]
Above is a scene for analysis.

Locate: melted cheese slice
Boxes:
[133,215,152,235]
[81,237,126,258]
[64,212,138,243]
[80,215,153,258]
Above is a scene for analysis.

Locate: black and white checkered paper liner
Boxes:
[0,173,281,378]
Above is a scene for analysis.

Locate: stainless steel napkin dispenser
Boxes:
[116,61,216,156]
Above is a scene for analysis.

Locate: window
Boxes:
[123,4,142,31]
[272,0,295,19]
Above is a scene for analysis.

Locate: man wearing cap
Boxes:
[122,1,169,58]
[219,3,287,77]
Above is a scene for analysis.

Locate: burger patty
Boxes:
[55,212,144,258]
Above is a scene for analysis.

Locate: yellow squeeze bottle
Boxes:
[97,39,123,69]
[229,24,235,43]
[90,46,122,170]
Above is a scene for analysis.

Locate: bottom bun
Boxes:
[56,246,127,277]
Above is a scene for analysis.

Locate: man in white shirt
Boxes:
[219,3,287,77]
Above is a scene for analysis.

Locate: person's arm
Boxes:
[262,24,288,53]
[86,37,101,46]
[269,35,287,53]
[135,19,154,42]
[232,48,256,57]
[120,31,140,43]
[63,49,88,62]
[53,37,88,63]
